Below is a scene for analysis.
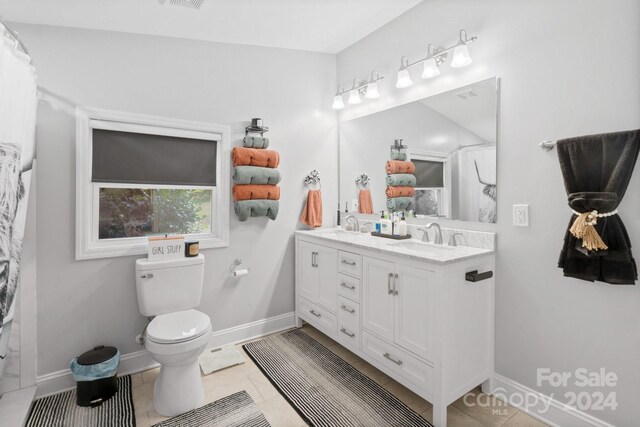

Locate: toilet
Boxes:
[135,254,211,417]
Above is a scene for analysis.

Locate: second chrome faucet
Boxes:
[419,223,443,244]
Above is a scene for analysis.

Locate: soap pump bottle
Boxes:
[397,212,408,236]
[380,211,392,235]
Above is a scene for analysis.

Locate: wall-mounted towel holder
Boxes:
[304,170,321,188]
[245,117,269,137]
[355,172,370,187]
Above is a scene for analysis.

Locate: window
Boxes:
[76,108,230,259]
[411,154,449,218]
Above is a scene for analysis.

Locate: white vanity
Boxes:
[294,228,495,427]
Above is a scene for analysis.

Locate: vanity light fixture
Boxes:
[396,29,477,88]
[332,71,384,109]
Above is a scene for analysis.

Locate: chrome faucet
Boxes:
[425,222,443,244]
[343,215,360,232]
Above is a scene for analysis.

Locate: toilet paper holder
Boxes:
[230,258,250,277]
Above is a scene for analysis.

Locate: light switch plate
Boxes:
[513,204,530,227]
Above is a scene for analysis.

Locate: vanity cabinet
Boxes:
[295,231,495,427]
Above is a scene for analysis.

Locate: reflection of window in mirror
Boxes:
[410,152,450,218]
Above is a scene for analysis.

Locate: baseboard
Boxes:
[493,373,615,427]
[35,312,295,398]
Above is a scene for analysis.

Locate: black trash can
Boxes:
[70,345,120,407]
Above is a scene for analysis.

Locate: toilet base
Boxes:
[153,359,204,416]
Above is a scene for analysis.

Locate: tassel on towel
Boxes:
[569,211,608,252]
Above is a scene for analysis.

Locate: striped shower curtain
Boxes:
[0,26,37,336]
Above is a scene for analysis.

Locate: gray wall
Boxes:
[337,0,640,424]
[14,23,338,377]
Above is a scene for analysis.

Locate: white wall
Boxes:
[12,23,338,377]
[337,0,640,424]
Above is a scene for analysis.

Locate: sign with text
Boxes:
[148,235,185,261]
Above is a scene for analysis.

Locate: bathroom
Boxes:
[0,0,638,426]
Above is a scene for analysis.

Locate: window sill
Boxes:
[75,236,229,261]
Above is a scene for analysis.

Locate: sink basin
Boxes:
[315,229,368,239]
[388,241,455,254]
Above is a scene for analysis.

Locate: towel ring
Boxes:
[355,172,370,187]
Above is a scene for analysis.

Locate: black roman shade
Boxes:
[92,128,217,186]
[413,159,444,188]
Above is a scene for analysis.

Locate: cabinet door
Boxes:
[362,256,395,342]
[315,245,338,312]
[298,241,318,302]
[394,263,435,361]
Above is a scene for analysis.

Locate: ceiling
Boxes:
[420,78,498,143]
[0,0,422,54]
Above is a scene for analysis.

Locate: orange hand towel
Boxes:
[385,186,415,198]
[232,147,280,168]
[300,189,322,228]
[358,189,374,214]
[385,160,415,174]
[233,185,280,201]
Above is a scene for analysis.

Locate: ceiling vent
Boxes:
[165,0,205,9]
[455,89,479,100]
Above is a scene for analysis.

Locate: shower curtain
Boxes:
[0,29,38,338]
[456,145,496,223]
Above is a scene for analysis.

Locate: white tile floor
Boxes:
[132,326,548,427]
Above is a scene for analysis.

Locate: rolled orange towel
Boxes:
[233,185,280,201]
[385,186,416,198]
[358,189,374,214]
[300,189,322,228]
[385,160,415,174]
[232,146,280,168]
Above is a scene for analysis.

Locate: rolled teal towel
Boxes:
[387,197,412,212]
[234,200,279,221]
[390,150,407,161]
[243,135,270,149]
[233,166,281,185]
[386,174,416,187]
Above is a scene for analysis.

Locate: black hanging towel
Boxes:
[557,129,640,284]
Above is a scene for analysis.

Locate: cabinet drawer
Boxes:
[299,297,337,339]
[362,331,432,394]
[337,296,360,351]
[337,273,360,302]
[338,250,362,278]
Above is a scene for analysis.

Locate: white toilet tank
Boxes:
[135,254,205,317]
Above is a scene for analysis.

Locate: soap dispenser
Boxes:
[380,211,392,235]
[397,213,408,236]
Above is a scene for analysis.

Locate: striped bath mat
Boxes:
[243,329,432,427]
[152,390,269,426]
[26,375,134,427]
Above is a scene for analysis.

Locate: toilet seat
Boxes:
[147,309,211,344]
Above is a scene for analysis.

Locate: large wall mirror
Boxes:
[339,77,498,224]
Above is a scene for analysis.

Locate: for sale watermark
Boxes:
[461,368,618,415]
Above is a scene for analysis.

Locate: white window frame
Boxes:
[409,151,451,218]
[76,107,230,260]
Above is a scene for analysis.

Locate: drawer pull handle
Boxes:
[387,273,393,295]
[340,282,356,290]
[340,304,355,314]
[340,328,355,338]
[341,259,357,266]
[465,270,493,282]
[309,309,321,318]
[141,274,154,279]
[383,352,403,366]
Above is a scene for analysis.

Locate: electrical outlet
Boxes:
[513,204,530,227]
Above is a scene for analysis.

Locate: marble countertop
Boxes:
[295,228,494,265]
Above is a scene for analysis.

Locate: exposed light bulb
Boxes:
[332,94,345,109]
[348,89,361,104]
[421,57,440,79]
[365,81,379,99]
[451,44,472,68]
[396,68,412,88]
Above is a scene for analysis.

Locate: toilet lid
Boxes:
[147,309,211,344]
